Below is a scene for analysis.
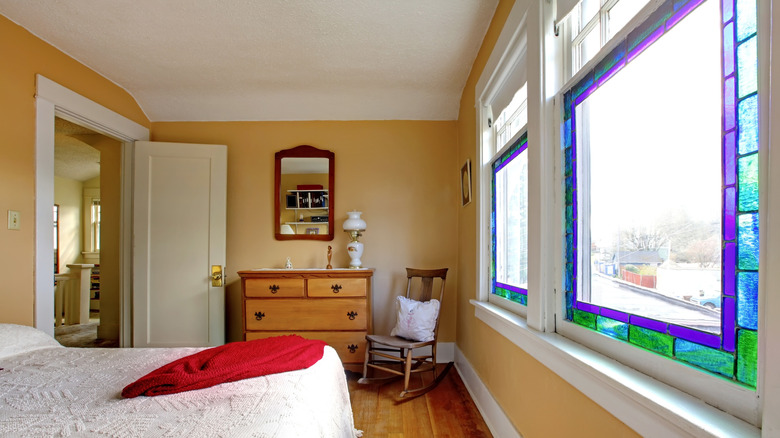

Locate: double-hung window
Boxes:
[475,10,530,317]
[559,0,761,422]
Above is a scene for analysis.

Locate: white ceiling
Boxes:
[54,117,101,182]
[0,1,498,122]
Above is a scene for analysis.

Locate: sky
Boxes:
[581,0,722,247]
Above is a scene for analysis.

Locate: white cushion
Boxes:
[390,296,440,342]
[0,323,62,359]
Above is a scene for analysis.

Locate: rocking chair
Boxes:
[358,268,450,398]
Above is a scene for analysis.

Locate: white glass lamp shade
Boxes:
[280,224,295,235]
[343,211,366,268]
[342,211,366,232]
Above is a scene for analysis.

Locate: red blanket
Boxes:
[122,335,327,398]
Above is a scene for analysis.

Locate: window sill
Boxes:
[470,300,759,437]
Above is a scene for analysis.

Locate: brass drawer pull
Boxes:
[347,311,358,320]
[347,344,358,353]
[254,311,265,321]
[269,285,280,294]
[331,284,342,293]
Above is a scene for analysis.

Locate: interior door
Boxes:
[133,141,227,347]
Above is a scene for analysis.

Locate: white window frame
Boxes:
[82,188,100,259]
[475,5,530,319]
[469,0,775,434]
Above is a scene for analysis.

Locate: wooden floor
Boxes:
[54,325,491,436]
[347,364,493,438]
[54,312,118,348]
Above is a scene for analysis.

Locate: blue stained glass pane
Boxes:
[565,146,573,176]
[564,119,572,149]
[737,272,759,330]
[597,316,629,341]
[723,23,735,76]
[738,213,759,270]
[738,154,759,212]
[737,37,758,98]
[565,263,573,292]
[738,95,759,154]
[675,339,735,378]
[736,0,757,41]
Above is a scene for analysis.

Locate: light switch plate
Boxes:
[7,210,20,230]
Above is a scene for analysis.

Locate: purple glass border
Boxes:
[669,325,721,349]
[627,25,665,62]
[495,281,528,296]
[723,297,736,352]
[667,0,706,29]
[600,307,630,323]
[629,315,667,333]
[724,243,737,296]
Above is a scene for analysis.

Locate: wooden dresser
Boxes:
[238,269,373,370]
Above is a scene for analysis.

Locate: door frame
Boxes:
[34,75,149,345]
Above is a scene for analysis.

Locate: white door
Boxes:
[133,141,227,347]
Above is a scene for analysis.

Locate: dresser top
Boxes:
[238,268,373,278]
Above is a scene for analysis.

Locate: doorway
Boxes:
[34,75,150,345]
[53,117,119,347]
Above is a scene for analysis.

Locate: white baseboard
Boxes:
[454,346,522,438]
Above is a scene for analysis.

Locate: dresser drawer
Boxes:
[245,278,304,298]
[308,278,367,297]
[246,298,367,331]
[246,331,367,364]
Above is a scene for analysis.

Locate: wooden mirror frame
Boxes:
[274,145,335,241]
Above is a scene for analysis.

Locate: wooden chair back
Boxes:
[404,267,448,337]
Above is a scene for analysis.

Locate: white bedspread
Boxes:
[0,324,360,437]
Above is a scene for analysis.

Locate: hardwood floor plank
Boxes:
[348,365,492,438]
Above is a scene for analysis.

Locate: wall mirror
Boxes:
[274,145,335,240]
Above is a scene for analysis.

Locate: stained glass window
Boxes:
[492,132,529,306]
[562,0,759,388]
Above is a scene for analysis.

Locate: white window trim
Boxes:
[475,0,530,321]
[470,0,777,435]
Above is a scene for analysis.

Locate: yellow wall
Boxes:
[455,0,639,436]
[0,15,149,325]
[54,176,83,270]
[150,121,459,343]
[77,135,122,340]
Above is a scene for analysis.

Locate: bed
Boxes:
[0,324,361,437]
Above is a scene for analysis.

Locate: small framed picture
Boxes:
[286,194,297,208]
[461,159,472,206]
[305,228,319,235]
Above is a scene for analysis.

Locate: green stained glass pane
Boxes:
[675,339,735,378]
[597,316,628,341]
[573,309,596,329]
[737,37,758,98]
[629,325,673,357]
[738,154,759,212]
[565,176,573,204]
[737,329,758,387]
[736,0,757,41]
[738,95,759,155]
[738,213,759,270]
